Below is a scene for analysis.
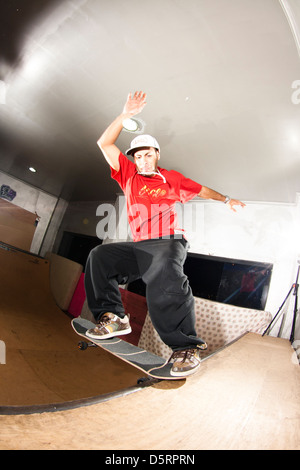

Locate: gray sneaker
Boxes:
[170,345,207,377]
[86,312,132,340]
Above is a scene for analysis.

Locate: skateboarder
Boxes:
[84,91,245,377]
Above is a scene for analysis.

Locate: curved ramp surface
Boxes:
[0,333,300,450]
[1,245,300,449]
[0,246,147,409]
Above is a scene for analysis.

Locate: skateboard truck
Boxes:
[77,340,97,351]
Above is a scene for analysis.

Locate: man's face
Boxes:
[133,147,160,175]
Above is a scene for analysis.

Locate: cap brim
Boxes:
[125,147,135,156]
[125,145,159,156]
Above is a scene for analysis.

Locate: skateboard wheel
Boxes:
[137,377,151,385]
[78,341,88,351]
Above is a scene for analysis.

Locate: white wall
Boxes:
[180,194,300,340]
[0,171,68,255]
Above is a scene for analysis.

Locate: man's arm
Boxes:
[198,186,245,212]
[97,91,147,171]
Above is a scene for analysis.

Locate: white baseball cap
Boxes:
[125,134,160,156]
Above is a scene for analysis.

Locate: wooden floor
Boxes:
[1,333,300,450]
[0,246,300,450]
[0,246,147,408]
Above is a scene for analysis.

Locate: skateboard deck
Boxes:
[71,317,184,380]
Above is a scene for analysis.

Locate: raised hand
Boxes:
[123,91,147,117]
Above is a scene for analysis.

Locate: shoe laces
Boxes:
[170,348,197,363]
[96,313,114,328]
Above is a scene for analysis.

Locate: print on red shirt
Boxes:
[111,153,202,241]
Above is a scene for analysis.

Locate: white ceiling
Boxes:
[0,0,300,203]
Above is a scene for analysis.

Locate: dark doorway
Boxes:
[58,231,102,271]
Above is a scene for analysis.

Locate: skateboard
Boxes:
[71,317,184,380]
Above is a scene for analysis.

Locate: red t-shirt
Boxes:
[111,152,202,241]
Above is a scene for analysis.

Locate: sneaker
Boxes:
[86,312,132,340]
[170,345,206,377]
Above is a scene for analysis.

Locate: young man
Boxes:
[84,91,245,377]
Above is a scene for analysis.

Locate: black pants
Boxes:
[84,237,205,351]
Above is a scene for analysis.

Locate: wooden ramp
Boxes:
[0,245,147,410]
[0,245,300,450]
[0,333,299,450]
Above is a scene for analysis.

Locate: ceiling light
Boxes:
[122,117,145,133]
[123,118,139,132]
[29,167,37,173]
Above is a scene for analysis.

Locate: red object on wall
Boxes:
[68,273,86,318]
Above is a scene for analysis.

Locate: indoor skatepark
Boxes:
[0,245,300,450]
[1,0,300,452]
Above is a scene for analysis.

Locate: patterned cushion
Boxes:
[138,297,272,360]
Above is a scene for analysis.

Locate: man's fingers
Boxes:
[132,91,147,102]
